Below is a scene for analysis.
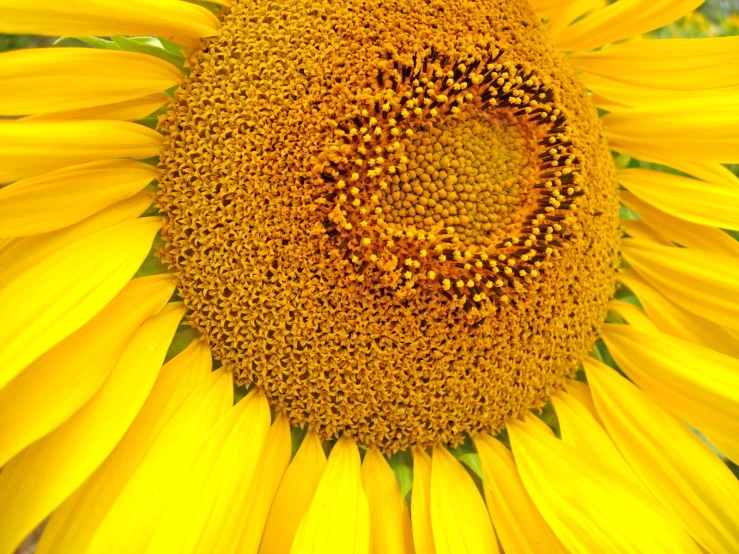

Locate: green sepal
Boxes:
[133,233,169,278]
[164,325,200,363]
[136,103,172,130]
[449,437,489,487]
[613,153,631,170]
[57,36,120,50]
[111,36,186,70]
[574,364,588,383]
[290,425,308,458]
[591,338,623,377]
[619,204,639,221]
[233,383,248,404]
[534,400,560,438]
[388,450,414,500]
[143,180,161,192]
[159,37,190,57]
[456,453,487,486]
[495,428,511,449]
[137,117,159,130]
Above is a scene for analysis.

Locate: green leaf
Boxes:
[388,450,414,499]
[111,36,185,70]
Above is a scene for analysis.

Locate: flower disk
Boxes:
[157,0,621,451]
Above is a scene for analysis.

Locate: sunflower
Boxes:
[1,0,738,552]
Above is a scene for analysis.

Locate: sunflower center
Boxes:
[380,110,538,250]
[156,0,620,451]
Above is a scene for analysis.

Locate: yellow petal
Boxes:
[618,168,739,231]
[585,357,739,552]
[0,192,151,285]
[430,446,498,554]
[617,270,739,358]
[621,191,739,257]
[260,431,327,554]
[545,0,601,38]
[86,364,233,553]
[0,274,175,467]
[0,215,163,390]
[66,362,233,553]
[648,157,739,190]
[144,391,272,554]
[529,0,571,12]
[36,340,221,554]
[556,0,702,52]
[0,302,184,554]
[601,323,739,464]
[0,119,163,182]
[473,434,566,554]
[508,414,699,554]
[0,160,157,238]
[607,300,659,333]
[0,48,180,116]
[290,437,370,554]
[564,380,602,423]
[621,219,672,246]
[410,448,436,554]
[588,90,633,112]
[0,0,219,44]
[603,97,739,164]
[552,391,638,481]
[232,413,292,554]
[571,37,739,90]
[622,238,739,330]
[29,93,169,122]
[361,450,415,554]
[584,74,735,110]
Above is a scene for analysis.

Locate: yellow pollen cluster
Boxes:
[317,45,585,311]
[156,0,620,451]
[378,111,535,250]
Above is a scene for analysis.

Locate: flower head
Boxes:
[0,0,738,553]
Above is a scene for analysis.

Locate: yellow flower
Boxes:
[1,0,738,553]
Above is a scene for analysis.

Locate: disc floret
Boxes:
[317,45,584,312]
